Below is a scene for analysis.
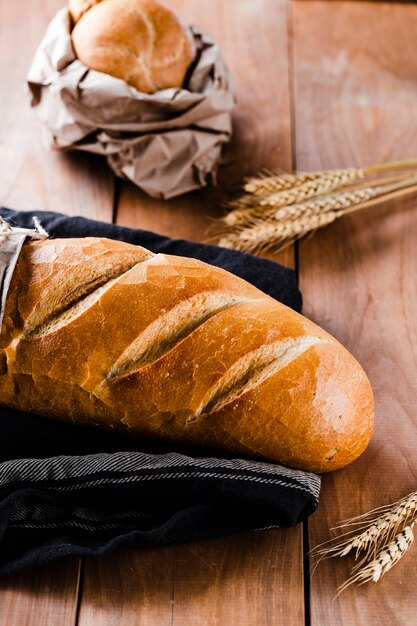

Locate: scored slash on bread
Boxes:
[0,238,374,472]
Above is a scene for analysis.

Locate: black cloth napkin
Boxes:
[0,208,320,575]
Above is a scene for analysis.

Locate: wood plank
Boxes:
[171,529,304,626]
[292,2,417,624]
[80,548,174,626]
[0,560,81,626]
[80,1,303,625]
[0,0,114,624]
[0,0,113,217]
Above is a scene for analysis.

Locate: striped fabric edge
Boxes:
[55,471,314,495]
[0,451,321,496]
[1,470,320,498]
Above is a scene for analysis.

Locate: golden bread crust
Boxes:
[0,237,374,472]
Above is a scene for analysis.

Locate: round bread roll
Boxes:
[70,0,196,94]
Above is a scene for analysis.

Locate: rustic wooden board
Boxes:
[170,529,304,626]
[5,0,416,623]
[81,531,304,625]
[0,0,113,624]
[292,1,417,623]
[79,1,303,625]
[0,560,81,626]
[80,548,174,626]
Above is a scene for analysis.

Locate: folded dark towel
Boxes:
[0,208,319,575]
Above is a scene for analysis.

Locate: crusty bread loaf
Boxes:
[0,237,374,472]
[70,0,196,94]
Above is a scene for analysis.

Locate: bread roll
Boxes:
[0,238,374,472]
[70,0,196,94]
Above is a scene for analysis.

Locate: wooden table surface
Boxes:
[1,0,417,624]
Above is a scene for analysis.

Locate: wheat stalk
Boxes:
[243,158,417,196]
[313,492,417,564]
[310,490,417,591]
[219,210,339,254]
[224,173,412,228]
[224,170,365,226]
[259,169,363,207]
[243,171,325,195]
[336,525,414,594]
[218,186,381,253]
[253,187,378,227]
[218,175,417,254]
[243,168,364,196]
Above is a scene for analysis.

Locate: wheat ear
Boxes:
[218,176,417,254]
[219,210,339,254]
[244,158,417,197]
[313,492,417,566]
[218,187,379,253]
[243,171,325,195]
[260,169,363,207]
[249,187,379,227]
[224,170,365,226]
[336,525,414,594]
[223,173,411,228]
[310,489,417,590]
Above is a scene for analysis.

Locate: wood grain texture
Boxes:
[80,530,304,626]
[171,529,304,626]
[292,1,417,623]
[0,0,113,217]
[79,548,174,626]
[80,1,303,625]
[0,560,81,626]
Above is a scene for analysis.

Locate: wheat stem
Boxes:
[364,158,417,175]
[342,173,414,193]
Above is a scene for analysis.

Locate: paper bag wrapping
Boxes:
[27,9,235,199]
[0,218,48,332]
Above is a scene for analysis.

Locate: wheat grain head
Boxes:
[337,525,414,594]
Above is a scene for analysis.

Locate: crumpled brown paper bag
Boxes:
[27,8,235,199]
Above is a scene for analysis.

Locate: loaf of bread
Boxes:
[69,0,196,94]
[0,237,374,472]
